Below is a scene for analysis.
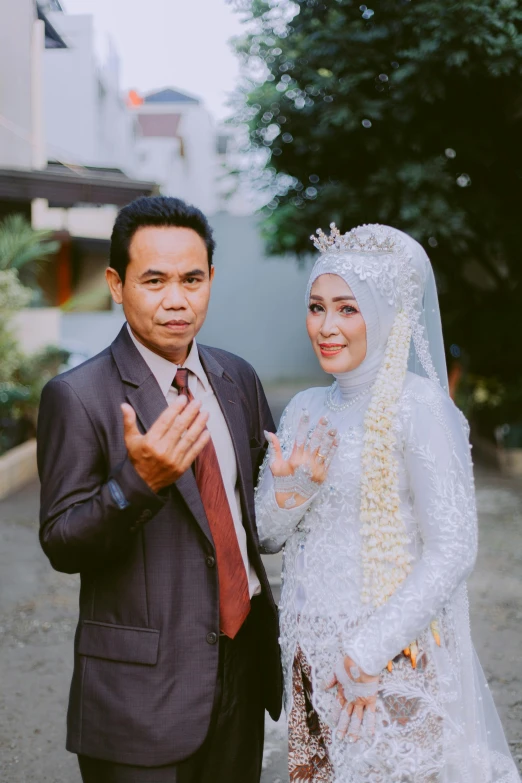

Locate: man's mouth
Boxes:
[162,320,191,330]
[319,343,345,356]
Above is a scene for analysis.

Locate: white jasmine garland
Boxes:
[360,309,413,607]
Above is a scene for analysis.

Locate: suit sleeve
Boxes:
[246,367,275,487]
[253,367,275,442]
[37,377,166,574]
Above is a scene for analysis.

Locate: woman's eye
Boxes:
[341,305,357,315]
[308,303,324,313]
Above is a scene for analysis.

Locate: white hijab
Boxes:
[306,225,449,399]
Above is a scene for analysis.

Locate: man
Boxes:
[37,196,282,782]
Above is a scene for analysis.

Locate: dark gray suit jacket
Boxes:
[37,325,282,767]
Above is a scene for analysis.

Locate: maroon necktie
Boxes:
[173,368,250,639]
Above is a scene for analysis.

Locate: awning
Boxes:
[0,165,159,208]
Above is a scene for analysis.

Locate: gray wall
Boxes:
[61,214,325,383]
[199,214,322,382]
[60,310,125,360]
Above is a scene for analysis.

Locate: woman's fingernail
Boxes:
[263,430,273,441]
[329,429,337,437]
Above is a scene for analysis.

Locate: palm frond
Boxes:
[60,283,111,312]
[0,215,59,271]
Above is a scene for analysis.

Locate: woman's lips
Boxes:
[319,343,345,357]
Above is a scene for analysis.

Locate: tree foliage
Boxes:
[233,0,522,427]
[0,267,67,455]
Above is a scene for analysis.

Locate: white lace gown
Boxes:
[256,373,520,783]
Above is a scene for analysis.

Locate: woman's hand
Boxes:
[264,411,338,509]
[325,655,380,742]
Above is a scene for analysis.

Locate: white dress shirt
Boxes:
[127,324,261,597]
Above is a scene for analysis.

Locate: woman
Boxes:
[255,224,520,782]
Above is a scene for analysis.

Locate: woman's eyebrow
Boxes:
[309,294,356,302]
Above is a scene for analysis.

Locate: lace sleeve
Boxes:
[255,395,317,554]
[344,388,478,675]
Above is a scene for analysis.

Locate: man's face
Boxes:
[106,226,214,364]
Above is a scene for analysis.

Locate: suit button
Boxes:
[141,509,152,521]
[206,556,216,568]
[206,632,218,645]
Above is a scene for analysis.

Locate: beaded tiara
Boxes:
[310,222,396,255]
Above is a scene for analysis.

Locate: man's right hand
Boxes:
[121,396,210,493]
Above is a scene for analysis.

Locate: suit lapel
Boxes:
[199,347,254,530]
[111,326,213,545]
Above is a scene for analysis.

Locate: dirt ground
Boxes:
[1,465,521,782]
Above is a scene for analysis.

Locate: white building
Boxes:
[38,5,236,217]
[42,6,138,174]
[0,0,156,332]
[0,0,59,179]
[130,87,219,215]
[41,3,224,218]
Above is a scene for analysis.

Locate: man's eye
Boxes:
[186,277,200,285]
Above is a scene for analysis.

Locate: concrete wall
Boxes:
[0,0,36,168]
[59,215,324,383]
[43,12,136,172]
[132,101,219,216]
[60,310,125,357]
[33,200,118,240]
[179,106,218,215]
[95,43,138,173]
[13,307,61,354]
[43,13,98,164]
[134,136,185,202]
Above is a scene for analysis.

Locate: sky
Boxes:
[63,0,246,120]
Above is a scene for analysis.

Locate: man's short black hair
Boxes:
[109,196,216,281]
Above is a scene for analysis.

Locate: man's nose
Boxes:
[162,283,187,309]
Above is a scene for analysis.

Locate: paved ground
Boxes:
[1,466,521,782]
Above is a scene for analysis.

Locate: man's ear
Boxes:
[106,267,123,305]
[209,265,215,284]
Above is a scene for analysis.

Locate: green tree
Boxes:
[233,0,522,432]
[0,270,31,378]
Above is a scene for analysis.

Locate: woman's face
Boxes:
[306,274,367,374]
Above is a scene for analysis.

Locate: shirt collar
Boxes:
[126,323,209,397]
